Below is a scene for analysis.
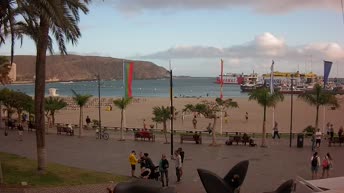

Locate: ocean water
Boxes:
[0,77,248,98]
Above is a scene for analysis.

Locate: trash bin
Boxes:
[297,133,304,148]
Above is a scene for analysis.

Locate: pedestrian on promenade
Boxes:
[178,147,185,178]
[329,124,334,140]
[311,131,316,152]
[143,119,147,130]
[326,122,330,139]
[311,152,321,179]
[272,122,280,139]
[245,112,248,121]
[171,150,182,183]
[159,154,169,187]
[321,153,333,179]
[338,126,343,137]
[17,123,24,141]
[315,129,322,148]
[128,150,138,177]
[192,116,197,129]
[86,116,91,127]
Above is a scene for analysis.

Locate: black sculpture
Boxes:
[197,160,249,193]
[111,160,294,193]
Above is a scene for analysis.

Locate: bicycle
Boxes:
[96,128,109,140]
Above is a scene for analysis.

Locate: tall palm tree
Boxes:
[152,106,175,144]
[249,88,284,147]
[72,90,92,138]
[184,98,238,146]
[0,0,16,67]
[11,0,90,173]
[45,96,67,131]
[298,84,339,130]
[113,97,132,141]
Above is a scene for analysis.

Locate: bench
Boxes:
[226,135,256,146]
[57,126,74,136]
[328,136,344,146]
[180,134,202,144]
[134,131,155,142]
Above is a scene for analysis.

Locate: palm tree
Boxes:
[113,97,132,141]
[0,0,16,68]
[45,97,67,131]
[298,84,339,130]
[184,98,238,146]
[72,90,92,138]
[152,106,175,143]
[249,88,284,147]
[12,1,90,173]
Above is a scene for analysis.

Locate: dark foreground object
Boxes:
[110,160,294,193]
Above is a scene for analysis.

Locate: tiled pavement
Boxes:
[0,129,344,193]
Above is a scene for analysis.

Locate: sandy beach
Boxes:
[53,96,344,134]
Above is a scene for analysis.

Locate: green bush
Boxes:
[303,125,315,133]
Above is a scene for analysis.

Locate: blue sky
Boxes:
[1,0,344,77]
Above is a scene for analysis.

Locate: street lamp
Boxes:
[96,74,102,139]
[289,74,295,147]
[170,69,174,156]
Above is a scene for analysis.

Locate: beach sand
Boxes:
[54,96,344,134]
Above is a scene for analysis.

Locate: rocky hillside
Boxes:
[13,55,169,81]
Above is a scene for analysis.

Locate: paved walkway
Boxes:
[0,129,344,193]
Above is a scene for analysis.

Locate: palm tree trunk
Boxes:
[211,117,217,145]
[163,121,168,143]
[315,105,319,130]
[79,106,83,137]
[120,109,124,140]
[35,17,49,173]
[262,105,267,147]
[52,113,55,126]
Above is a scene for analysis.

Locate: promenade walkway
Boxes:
[0,129,343,193]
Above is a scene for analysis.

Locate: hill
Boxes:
[13,55,169,81]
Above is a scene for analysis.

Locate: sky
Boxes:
[1,0,344,77]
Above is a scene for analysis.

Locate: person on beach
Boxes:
[192,116,197,129]
[245,112,248,121]
[17,123,24,141]
[86,116,91,127]
[272,122,280,139]
[143,119,147,130]
[129,150,138,177]
[159,154,169,187]
[321,153,332,179]
[315,129,322,148]
[311,152,321,179]
[171,150,182,183]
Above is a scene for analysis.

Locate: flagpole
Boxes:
[169,60,174,156]
[270,60,275,135]
[220,59,224,135]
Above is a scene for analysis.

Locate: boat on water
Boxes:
[216,73,259,85]
[240,83,265,92]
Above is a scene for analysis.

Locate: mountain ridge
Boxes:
[12,55,169,81]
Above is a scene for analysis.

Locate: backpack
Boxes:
[322,159,329,168]
[311,156,318,167]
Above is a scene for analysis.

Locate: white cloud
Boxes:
[99,0,340,14]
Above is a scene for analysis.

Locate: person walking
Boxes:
[192,116,197,129]
[315,129,322,148]
[177,147,185,178]
[272,122,280,139]
[159,154,169,187]
[17,123,24,141]
[171,150,182,183]
[329,124,334,140]
[245,112,248,121]
[311,152,321,179]
[321,153,333,179]
[338,126,343,137]
[86,116,91,127]
[128,150,138,177]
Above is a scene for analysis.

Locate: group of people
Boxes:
[310,152,333,179]
[128,147,185,187]
[325,122,343,139]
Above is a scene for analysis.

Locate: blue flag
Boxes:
[324,61,333,86]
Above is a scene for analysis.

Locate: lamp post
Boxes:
[170,69,174,156]
[97,74,102,139]
[289,75,294,147]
